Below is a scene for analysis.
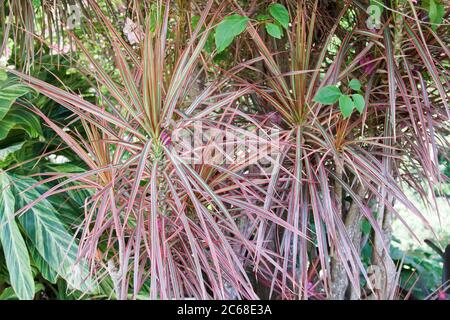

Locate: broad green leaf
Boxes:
[0,108,43,140]
[352,94,366,113]
[268,3,289,29]
[28,239,58,284]
[0,142,26,169]
[0,172,35,300]
[0,283,44,300]
[265,23,283,39]
[0,80,30,121]
[215,14,249,53]
[0,79,40,140]
[11,175,96,293]
[428,0,444,30]
[0,287,17,300]
[0,142,25,162]
[349,79,361,91]
[339,94,354,118]
[0,69,7,81]
[313,85,342,105]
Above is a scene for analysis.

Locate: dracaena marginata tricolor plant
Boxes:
[7,0,288,299]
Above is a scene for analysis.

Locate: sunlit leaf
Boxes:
[0,142,25,169]
[0,69,7,81]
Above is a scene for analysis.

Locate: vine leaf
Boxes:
[268,3,289,29]
[339,94,354,118]
[215,14,249,53]
[314,85,342,105]
[352,94,366,113]
[349,79,362,91]
[266,23,283,39]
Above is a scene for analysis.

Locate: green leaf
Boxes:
[265,23,283,39]
[0,80,30,121]
[0,287,17,300]
[0,172,35,300]
[149,3,158,33]
[215,14,249,53]
[0,69,7,82]
[313,85,342,105]
[0,108,43,140]
[429,0,445,29]
[349,79,361,91]
[0,142,26,169]
[339,94,354,118]
[32,0,41,8]
[352,94,366,113]
[0,79,40,140]
[0,283,44,300]
[268,3,289,29]
[192,15,214,53]
[361,219,372,236]
[191,15,200,29]
[11,175,96,293]
[28,239,58,284]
